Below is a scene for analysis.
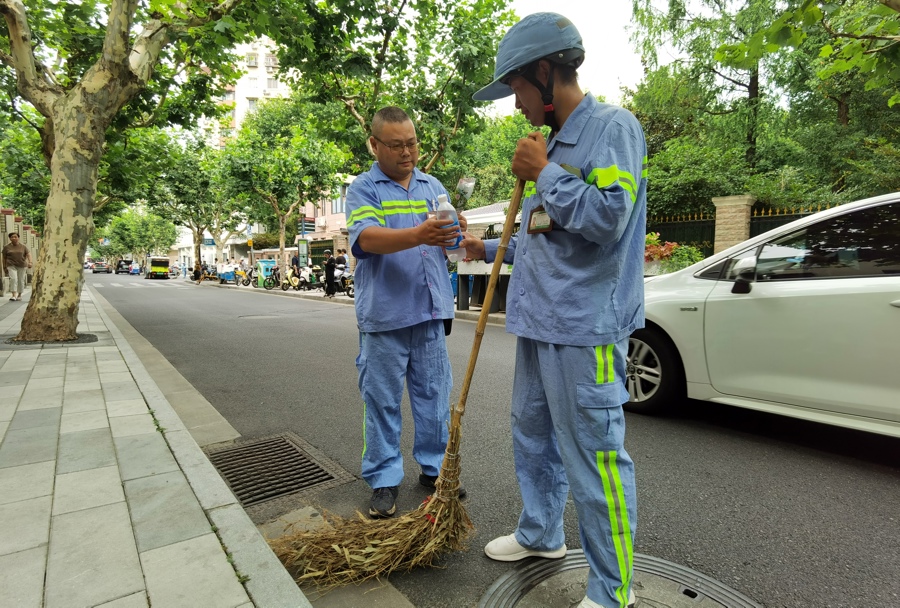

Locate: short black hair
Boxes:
[371,106,412,138]
[8,232,19,238]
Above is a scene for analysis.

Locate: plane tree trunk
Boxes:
[18,97,110,340]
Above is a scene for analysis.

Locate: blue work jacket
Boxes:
[346,163,455,333]
[484,93,648,347]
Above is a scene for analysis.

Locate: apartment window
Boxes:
[247,77,257,88]
[267,78,278,89]
[265,54,277,67]
[331,183,350,214]
[246,53,258,67]
[247,98,258,111]
[224,90,235,101]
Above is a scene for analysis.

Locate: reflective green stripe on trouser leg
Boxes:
[510,338,636,607]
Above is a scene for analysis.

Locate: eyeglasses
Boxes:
[373,137,420,154]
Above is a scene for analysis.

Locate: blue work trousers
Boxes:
[356,320,451,488]
[511,336,637,608]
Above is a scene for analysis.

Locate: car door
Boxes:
[703,201,900,422]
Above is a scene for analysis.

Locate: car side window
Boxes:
[758,202,900,281]
[719,248,760,281]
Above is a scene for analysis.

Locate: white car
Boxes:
[625,193,900,438]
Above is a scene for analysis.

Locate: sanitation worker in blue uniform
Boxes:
[462,13,646,608]
[346,106,467,518]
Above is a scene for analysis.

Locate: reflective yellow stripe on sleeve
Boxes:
[347,200,431,227]
[587,166,638,204]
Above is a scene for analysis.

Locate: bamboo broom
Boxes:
[270,178,527,588]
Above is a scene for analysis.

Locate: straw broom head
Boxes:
[269,466,472,588]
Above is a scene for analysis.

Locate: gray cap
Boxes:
[323,249,332,254]
[473,12,584,101]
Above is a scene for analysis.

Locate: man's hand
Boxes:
[459,233,486,260]
[511,132,549,182]
[416,218,462,248]
[459,214,468,232]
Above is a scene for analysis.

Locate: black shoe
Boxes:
[368,486,398,518]
[419,473,467,499]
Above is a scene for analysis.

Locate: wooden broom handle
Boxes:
[451,178,526,418]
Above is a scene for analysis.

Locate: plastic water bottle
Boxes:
[435,194,466,262]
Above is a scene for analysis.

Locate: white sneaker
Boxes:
[578,588,636,608]
[484,534,567,562]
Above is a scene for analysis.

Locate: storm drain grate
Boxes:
[207,434,338,507]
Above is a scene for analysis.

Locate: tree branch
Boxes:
[180,0,245,29]
[6,91,42,132]
[822,18,900,44]
[0,0,63,115]
[103,0,138,65]
[371,0,407,108]
[709,67,749,90]
[128,19,170,86]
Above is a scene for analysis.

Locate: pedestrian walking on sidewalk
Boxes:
[2,232,32,301]
[345,106,467,518]
[462,12,647,608]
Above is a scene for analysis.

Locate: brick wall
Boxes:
[712,195,756,254]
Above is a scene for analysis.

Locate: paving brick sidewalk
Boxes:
[0,289,310,608]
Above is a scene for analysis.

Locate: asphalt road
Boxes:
[88,272,900,608]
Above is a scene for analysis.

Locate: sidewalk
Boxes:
[0,288,311,608]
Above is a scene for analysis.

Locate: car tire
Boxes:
[624,327,684,415]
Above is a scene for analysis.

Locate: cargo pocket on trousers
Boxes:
[575,382,625,453]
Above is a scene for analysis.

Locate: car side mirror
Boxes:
[731,267,755,294]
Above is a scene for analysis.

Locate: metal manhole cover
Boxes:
[207,434,343,507]
[479,550,762,608]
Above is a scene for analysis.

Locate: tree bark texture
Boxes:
[18,95,110,340]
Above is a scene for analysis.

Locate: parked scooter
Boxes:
[281,267,302,291]
[297,265,324,291]
[333,264,354,298]
[263,265,281,290]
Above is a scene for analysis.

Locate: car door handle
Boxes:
[892,300,900,308]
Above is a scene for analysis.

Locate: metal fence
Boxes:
[646,213,716,257]
[749,205,824,238]
[308,239,334,268]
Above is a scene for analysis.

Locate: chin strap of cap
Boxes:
[523,63,560,133]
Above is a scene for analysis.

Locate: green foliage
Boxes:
[660,244,706,273]
[268,0,516,173]
[716,1,900,107]
[102,210,177,262]
[218,97,347,255]
[432,113,537,209]
[246,232,279,249]
[0,115,49,227]
[645,233,705,272]
[627,2,900,216]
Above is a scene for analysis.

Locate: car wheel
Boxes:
[624,327,684,415]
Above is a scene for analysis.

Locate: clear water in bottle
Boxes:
[435,194,466,262]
